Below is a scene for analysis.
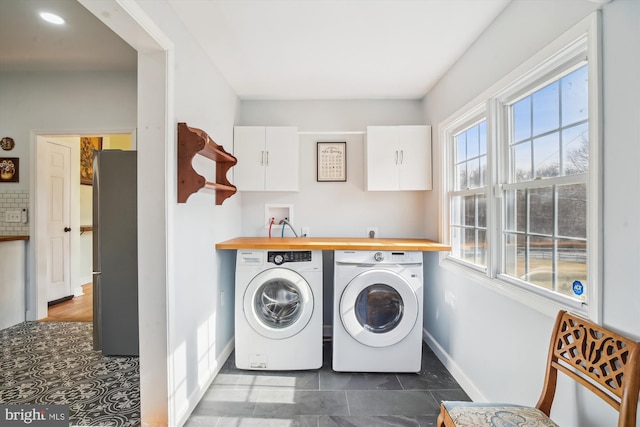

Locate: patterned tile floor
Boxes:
[0,322,140,427]
[185,341,470,427]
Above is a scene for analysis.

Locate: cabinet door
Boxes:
[365,126,400,191]
[398,125,432,190]
[265,127,299,191]
[233,126,266,191]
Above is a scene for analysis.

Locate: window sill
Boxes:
[439,255,588,319]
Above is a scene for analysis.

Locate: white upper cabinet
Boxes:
[233,126,299,191]
[365,125,432,191]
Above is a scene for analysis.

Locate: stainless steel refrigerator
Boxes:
[93,150,139,356]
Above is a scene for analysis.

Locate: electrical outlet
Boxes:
[367,227,378,238]
[5,210,20,223]
[301,226,310,237]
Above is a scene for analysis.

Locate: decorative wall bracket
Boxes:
[177,122,237,205]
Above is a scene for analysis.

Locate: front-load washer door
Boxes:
[339,269,418,348]
[244,268,314,340]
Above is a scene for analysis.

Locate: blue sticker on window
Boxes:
[572,280,584,296]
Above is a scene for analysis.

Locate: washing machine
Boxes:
[333,250,423,372]
[235,249,323,370]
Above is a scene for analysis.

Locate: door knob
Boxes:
[64,227,71,232]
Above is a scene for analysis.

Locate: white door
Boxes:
[397,125,432,190]
[365,126,400,191]
[233,126,266,191]
[264,126,299,191]
[44,141,72,302]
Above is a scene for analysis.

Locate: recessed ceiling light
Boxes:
[40,12,65,25]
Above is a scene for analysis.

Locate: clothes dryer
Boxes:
[333,250,423,372]
[235,249,322,370]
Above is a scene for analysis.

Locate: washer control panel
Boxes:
[268,251,312,265]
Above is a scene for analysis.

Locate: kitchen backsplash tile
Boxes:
[0,190,29,235]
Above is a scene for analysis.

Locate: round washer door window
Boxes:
[339,269,418,348]
[244,268,314,340]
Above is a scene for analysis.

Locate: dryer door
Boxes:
[339,269,418,348]
[244,268,314,340]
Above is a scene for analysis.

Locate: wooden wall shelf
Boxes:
[177,122,237,205]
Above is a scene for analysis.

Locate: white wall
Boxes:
[422,0,640,426]
[238,100,427,238]
[0,71,137,192]
[127,1,242,426]
[0,70,136,319]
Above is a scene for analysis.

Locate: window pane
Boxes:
[525,236,554,290]
[464,195,475,227]
[480,155,487,187]
[561,65,588,127]
[479,121,487,155]
[468,159,481,188]
[513,97,531,143]
[456,132,466,163]
[477,229,487,268]
[562,122,589,174]
[451,196,463,226]
[557,238,587,300]
[513,141,532,182]
[464,228,475,263]
[533,132,560,178]
[456,163,467,190]
[505,189,527,233]
[504,233,526,278]
[557,184,586,238]
[477,194,487,228]
[467,126,479,158]
[529,187,554,235]
[532,81,560,136]
[451,226,462,259]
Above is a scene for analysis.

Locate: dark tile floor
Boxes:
[185,340,470,427]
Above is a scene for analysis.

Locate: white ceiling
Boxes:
[0,0,137,72]
[0,0,511,100]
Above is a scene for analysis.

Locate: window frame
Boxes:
[439,12,602,322]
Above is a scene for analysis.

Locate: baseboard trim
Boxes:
[422,328,486,402]
[175,338,235,427]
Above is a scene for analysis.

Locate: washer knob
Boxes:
[373,252,384,262]
[273,254,284,265]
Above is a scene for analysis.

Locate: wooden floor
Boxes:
[40,283,93,322]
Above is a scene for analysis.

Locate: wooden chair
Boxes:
[437,310,640,427]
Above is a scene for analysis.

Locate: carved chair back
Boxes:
[536,310,640,426]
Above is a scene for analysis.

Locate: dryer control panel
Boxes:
[268,251,312,265]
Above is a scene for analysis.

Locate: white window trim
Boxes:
[438,11,602,323]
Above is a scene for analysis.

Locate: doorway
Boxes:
[34,133,134,322]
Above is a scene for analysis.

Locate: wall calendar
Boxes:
[317,142,346,182]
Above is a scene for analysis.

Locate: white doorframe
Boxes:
[77,1,173,425]
[28,129,136,321]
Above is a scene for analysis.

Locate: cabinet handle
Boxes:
[261,151,265,166]
[400,150,404,164]
[395,150,398,165]
[266,151,270,166]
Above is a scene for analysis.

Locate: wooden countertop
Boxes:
[0,235,29,242]
[216,237,450,251]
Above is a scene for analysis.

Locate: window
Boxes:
[449,120,488,268]
[441,15,600,316]
[502,65,588,302]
